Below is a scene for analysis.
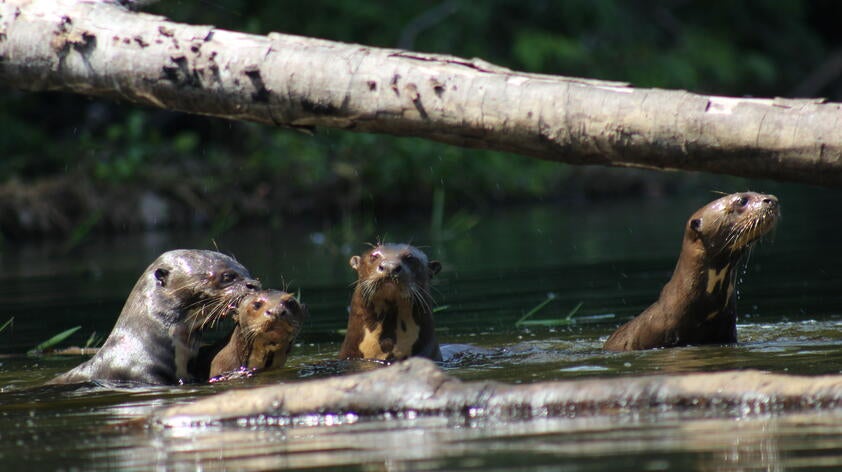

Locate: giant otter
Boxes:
[206,289,307,380]
[339,243,442,362]
[49,250,260,385]
[603,192,780,351]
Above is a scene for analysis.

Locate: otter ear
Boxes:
[428,260,442,276]
[349,255,361,270]
[689,218,703,234]
[154,268,170,287]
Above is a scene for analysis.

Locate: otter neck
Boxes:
[663,235,744,323]
[110,288,193,382]
[227,324,251,368]
[236,325,284,370]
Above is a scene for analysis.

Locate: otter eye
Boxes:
[737,196,749,207]
[369,252,381,263]
[252,300,264,310]
[220,271,239,285]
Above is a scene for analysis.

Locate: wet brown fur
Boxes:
[208,290,307,379]
[48,250,260,385]
[339,243,442,362]
[604,192,780,351]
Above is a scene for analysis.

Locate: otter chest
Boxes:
[358,299,420,361]
[245,341,284,370]
[703,264,736,321]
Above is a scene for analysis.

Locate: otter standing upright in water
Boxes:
[49,250,260,385]
[339,243,442,362]
[206,289,308,380]
[604,192,780,352]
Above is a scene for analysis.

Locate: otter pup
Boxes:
[49,250,260,385]
[207,290,308,380]
[339,243,442,362]
[604,192,780,351]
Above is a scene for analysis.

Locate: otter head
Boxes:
[236,290,308,346]
[686,192,780,261]
[350,244,441,304]
[147,249,261,332]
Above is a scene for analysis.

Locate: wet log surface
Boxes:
[152,358,842,427]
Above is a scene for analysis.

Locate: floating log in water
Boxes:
[152,358,842,427]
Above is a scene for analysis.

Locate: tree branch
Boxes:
[2,0,841,186]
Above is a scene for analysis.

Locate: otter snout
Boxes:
[266,299,301,320]
[761,194,780,215]
[377,260,403,279]
[756,194,781,223]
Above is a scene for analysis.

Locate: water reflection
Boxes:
[40,410,841,470]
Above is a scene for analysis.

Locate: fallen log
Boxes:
[2,0,842,185]
[152,358,842,428]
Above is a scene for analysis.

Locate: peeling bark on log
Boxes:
[2,0,842,186]
[153,358,842,427]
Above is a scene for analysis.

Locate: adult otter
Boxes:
[604,192,780,352]
[339,243,442,362]
[49,250,260,385]
[207,290,307,380]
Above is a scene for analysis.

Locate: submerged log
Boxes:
[153,358,842,427]
[2,0,842,186]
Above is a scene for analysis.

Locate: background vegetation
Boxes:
[2,0,841,239]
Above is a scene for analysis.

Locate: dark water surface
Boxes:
[3,184,842,470]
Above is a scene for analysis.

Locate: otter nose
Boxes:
[280,298,299,313]
[378,261,401,275]
[762,195,778,206]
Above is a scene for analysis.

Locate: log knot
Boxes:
[50,16,96,58]
[243,66,270,103]
[162,55,201,89]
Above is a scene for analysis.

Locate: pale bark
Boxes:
[2,0,842,186]
[153,358,842,427]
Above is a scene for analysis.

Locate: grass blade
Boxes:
[515,293,557,327]
[516,300,589,327]
[0,317,13,334]
[84,331,105,348]
[31,326,82,353]
[564,301,584,320]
